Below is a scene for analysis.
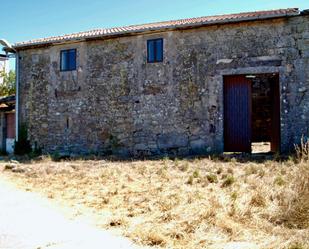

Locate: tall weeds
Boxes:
[294,136,309,162]
[279,162,309,229]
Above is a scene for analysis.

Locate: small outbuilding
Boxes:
[0,95,15,154]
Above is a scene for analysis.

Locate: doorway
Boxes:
[224,74,280,153]
[5,112,15,154]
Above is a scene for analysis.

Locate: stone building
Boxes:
[12,8,309,156]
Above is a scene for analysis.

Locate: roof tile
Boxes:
[14,8,299,49]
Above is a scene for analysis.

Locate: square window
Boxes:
[147,39,163,63]
[60,49,76,71]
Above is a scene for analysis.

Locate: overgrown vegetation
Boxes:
[295,136,309,162]
[2,155,308,249]
[278,163,309,229]
[14,124,32,155]
[0,70,15,96]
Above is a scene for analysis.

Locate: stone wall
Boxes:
[18,15,309,156]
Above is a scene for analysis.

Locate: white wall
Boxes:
[6,138,14,154]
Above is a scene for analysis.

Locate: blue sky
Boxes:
[1,0,308,70]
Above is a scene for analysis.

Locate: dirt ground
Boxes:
[1,155,308,249]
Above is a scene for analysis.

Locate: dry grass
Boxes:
[1,155,309,249]
[277,163,309,229]
[295,136,309,162]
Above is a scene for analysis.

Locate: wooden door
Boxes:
[6,113,15,139]
[224,75,252,152]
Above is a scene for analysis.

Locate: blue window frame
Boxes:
[60,49,76,71]
[147,38,163,63]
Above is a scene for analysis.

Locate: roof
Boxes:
[0,95,15,105]
[0,95,15,111]
[0,54,8,60]
[14,8,300,50]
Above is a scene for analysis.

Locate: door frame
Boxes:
[223,73,281,153]
[270,73,281,152]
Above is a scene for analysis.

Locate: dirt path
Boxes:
[0,177,142,249]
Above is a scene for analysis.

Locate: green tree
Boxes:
[0,70,15,96]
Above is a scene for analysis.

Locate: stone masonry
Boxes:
[17,14,309,156]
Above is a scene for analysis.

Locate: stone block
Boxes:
[190,139,206,149]
[157,133,188,150]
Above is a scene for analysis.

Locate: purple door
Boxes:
[224,75,252,152]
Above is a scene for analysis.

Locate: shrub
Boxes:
[0,149,8,156]
[28,148,42,159]
[206,174,218,183]
[193,170,199,178]
[50,151,61,162]
[230,191,238,201]
[221,175,235,187]
[14,124,32,155]
[274,176,285,186]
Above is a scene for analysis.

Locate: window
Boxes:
[147,38,163,63]
[60,49,76,71]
